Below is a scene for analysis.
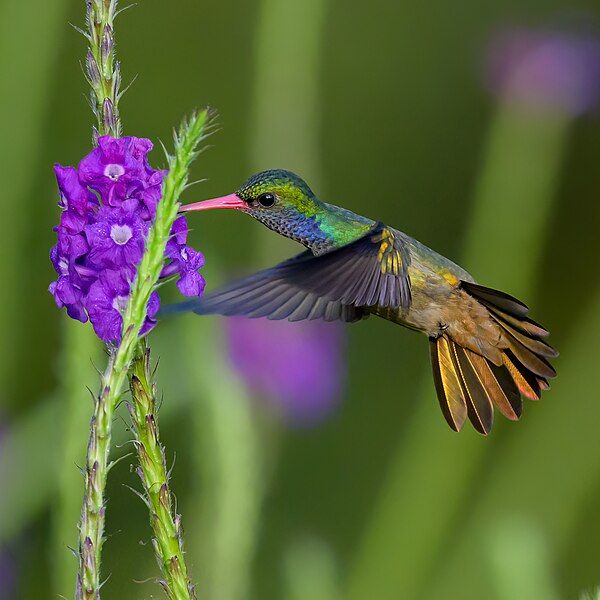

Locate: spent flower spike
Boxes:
[49,136,205,343]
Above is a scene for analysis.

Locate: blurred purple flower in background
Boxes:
[0,549,15,599]
[486,28,600,115]
[0,418,16,599]
[49,136,206,343]
[225,318,346,427]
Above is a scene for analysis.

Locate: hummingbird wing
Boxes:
[164,222,411,322]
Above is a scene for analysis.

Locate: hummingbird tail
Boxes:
[430,282,558,435]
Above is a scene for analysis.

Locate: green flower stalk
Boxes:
[84,0,122,139]
[58,2,210,596]
[128,341,196,599]
[76,110,210,599]
[75,2,122,597]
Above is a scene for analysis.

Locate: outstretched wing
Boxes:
[163,222,411,322]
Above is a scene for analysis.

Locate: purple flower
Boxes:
[163,216,206,296]
[85,206,147,268]
[54,165,97,233]
[78,136,148,202]
[225,318,346,427]
[0,421,17,597]
[49,232,91,322]
[49,276,87,323]
[86,270,132,342]
[0,549,16,599]
[486,28,600,116]
[137,170,166,219]
[49,136,205,343]
[86,270,159,343]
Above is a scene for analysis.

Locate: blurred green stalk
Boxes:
[251,0,328,262]
[486,517,559,600]
[184,317,265,600]
[425,286,600,597]
[251,0,327,177]
[349,107,569,599]
[0,397,61,543]
[283,536,341,600]
[128,342,195,599]
[183,2,330,598]
[0,0,70,408]
[51,322,101,597]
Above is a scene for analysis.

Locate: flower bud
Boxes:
[101,25,113,68]
[86,49,101,88]
[102,98,116,134]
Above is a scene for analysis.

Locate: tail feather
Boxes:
[488,313,557,358]
[451,343,494,434]
[460,281,528,316]
[429,336,467,432]
[478,298,550,338]
[468,351,521,421]
[537,377,550,391]
[430,335,524,434]
[503,336,557,379]
[429,281,557,434]
[502,351,542,400]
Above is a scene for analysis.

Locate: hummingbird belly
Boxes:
[369,277,458,336]
[369,239,478,339]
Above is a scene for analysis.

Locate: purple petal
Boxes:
[78,136,149,199]
[85,207,146,269]
[85,270,131,343]
[140,291,160,336]
[179,246,205,270]
[170,216,188,245]
[49,276,88,323]
[54,164,96,214]
[176,271,206,297]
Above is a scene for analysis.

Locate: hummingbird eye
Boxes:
[257,192,276,208]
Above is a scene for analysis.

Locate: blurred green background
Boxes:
[1,0,600,598]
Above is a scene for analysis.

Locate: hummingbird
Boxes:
[172,169,557,434]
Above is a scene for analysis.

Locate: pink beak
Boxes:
[180,193,247,212]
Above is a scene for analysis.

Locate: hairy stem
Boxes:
[128,341,196,599]
[76,1,124,596]
[52,322,101,597]
[76,111,210,599]
[84,0,122,138]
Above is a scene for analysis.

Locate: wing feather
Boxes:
[162,222,411,323]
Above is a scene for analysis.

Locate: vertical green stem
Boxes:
[128,342,195,599]
[85,0,122,139]
[52,322,101,597]
[185,317,264,600]
[283,536,341,600]
[76,111,210,599]
[75,2,123,597]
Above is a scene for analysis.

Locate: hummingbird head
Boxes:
[181,169,375,253]
[235,169,319,218]
[181,169,328,245]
